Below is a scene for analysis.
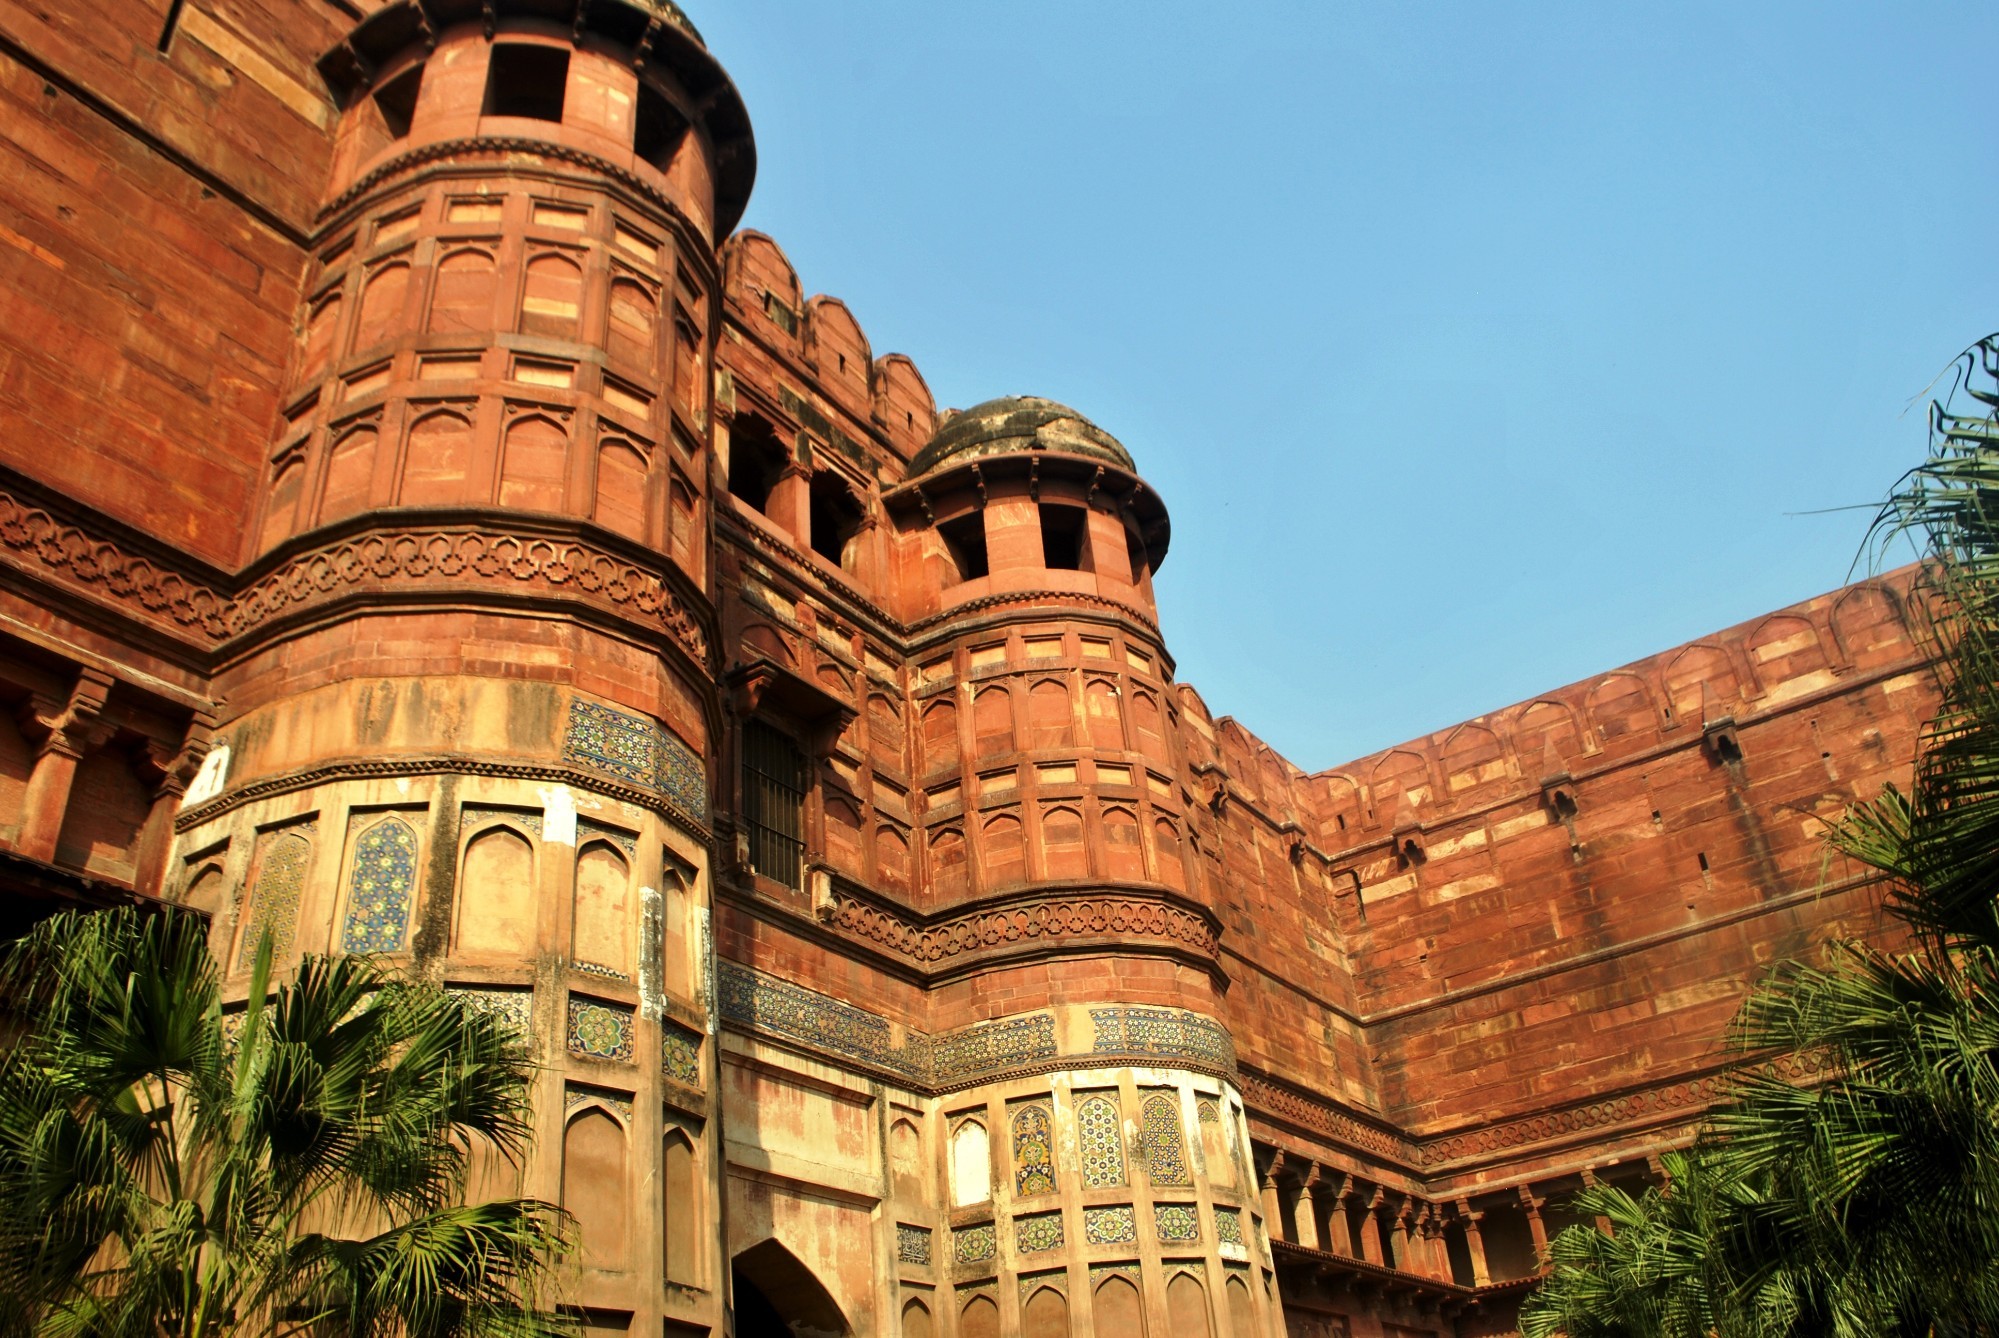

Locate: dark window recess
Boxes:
[634,82,689,169]
[809,474,863,567]
[484,45,569,123]
[1039,503,1088,571]
[939,513,989,583]
[728,421,786,515]
[742,720,807,890]
[373,65,424,139]
[1125,523,1149,582]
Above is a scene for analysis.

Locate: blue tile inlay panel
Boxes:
[339,815,419,954]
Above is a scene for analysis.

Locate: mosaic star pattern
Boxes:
[1015,1211,1064,1254]
[561,700,708,815]
[1011,1102,1057,1197]
[954,1223,995,1265]
[448,986,533,1041]
[1077,1094,1127,1188]
[1091,1005,1237,1076]
[338,815,418,954]
[1215,1206,1244,1246]
[1083,1205,1136,1245]
[718,963,1058,1086]
[662,1022,702,1085]
[1156,1203,1200,1243]
[566,997,634,1062]
[1140,1092,1191,1186]
[238,829,312,966]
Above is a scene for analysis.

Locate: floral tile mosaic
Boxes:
[566,997,634,1062]
[661,1021,702,1085]
[560,700,708,815]
[238,828,312,966]
[897,1224,932,1266]
[338,815,418,954]
[462,807,542,837]
[1083,1205,1136,1245]
[577,818,638,858]
[954,1223,995,1265]
[1215,1206,1244,1245]
[1197,1096,1220,1123]
[1090,1005,1237,1077]
[563,1085,633,1121]
[448,986,533,1042]
[1015,1211,1064,1254]
[717,962,1057,1087]
[1156,1203,1200,1243]
[1140,1092,1191,1186]
[1011,1101,1056,1197]
[1076,1093,1127,1188]
[1088,1261,1141,1284]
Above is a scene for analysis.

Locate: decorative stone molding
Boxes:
[174,755,710,841]
[716,962,1241,1094]
[828,886,1219,967]
[0,490,711,666]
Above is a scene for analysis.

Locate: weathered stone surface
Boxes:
[0,5,1935,1335]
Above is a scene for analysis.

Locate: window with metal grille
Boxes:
[742,720,807,889]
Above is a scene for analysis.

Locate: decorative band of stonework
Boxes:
[561,699,708,814]
[829,887,1220,969]
[717,962,1238,1093]
[0,488,710,662]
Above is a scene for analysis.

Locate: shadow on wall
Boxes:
[732,1238,849,1338]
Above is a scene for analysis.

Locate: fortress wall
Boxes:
[0,0,345,565]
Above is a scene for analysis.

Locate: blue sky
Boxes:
[693,1,1999,771]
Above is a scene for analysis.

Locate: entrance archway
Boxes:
[731,1238,850,1338]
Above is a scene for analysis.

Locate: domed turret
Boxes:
[909,395,1137,479]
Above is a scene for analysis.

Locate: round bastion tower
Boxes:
[169,2,750,1334]
[854,398,1284,1336]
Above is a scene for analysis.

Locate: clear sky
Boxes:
[691,1,1999,772]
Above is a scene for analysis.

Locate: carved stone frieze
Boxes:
[829,886,1219,966]
[0,491,709,665]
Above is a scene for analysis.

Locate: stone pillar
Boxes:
[1325,1175,1355,1257]
[1259,1150,1286,1242]
[770,460,811,543]
[132,714,214,897]
[1388,1201,1413,1271]
[1357,1186,1386,1265]
[14,669,114,863]
[1294,1162,1322,1250]
[1519,1185,1550,1265]
[1458,1199,1491,1287]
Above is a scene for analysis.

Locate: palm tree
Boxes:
[1523,334,1999,1338]
[0,906,574,1338]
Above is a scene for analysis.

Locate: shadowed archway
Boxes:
[731,1238,850,1338]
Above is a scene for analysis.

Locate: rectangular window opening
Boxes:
[938,513,989,583]
[742,720,807,890]
[634,82,690,170]
[1039,503,1088,571]
[484,44,569,123]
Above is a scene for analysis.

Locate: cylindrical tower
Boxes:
[168,3,752,1333]
[858,398,1284,1337]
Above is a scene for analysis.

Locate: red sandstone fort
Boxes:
[0,2,1935,1335]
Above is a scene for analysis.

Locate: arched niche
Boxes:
[572,838,632,978]
[561,1104,630,1271]
[949,1118,990,1206]
[731,1238,850,1337]
[454,824,536,958]
[1092,1274,1145,1338]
